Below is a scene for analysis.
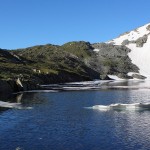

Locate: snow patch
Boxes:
[107,75,125,80]
[93,49,100,52]
[127,35,150,79]
[107,23,150,80]
[127,72,137,76]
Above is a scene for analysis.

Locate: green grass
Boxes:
[0,42,100,82]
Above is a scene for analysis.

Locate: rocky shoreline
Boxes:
[0,79,41,95]
[0,73,97,95]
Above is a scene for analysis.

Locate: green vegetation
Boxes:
[0,41,100,83]
[62,41,93,59]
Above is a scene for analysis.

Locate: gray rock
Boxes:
[0,79,41,95]
[132,74,147,79]
[91,43,139,79]
[100,75,112,80]
[135,35,148,47]
[0,80,14,94]
[117,73,133,79]
[146,25,150,31]
[122,39,130,45]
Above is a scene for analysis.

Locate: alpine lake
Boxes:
[0,80,150,150]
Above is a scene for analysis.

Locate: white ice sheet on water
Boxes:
[0,101,32,109]
[87,103,150,111]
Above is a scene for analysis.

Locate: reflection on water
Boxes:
[0,92,48,112]
[42,80,150,90]
[0,81,150,150]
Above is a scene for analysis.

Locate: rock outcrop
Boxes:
[0,79,41,95]
[132,74,147,79]
[89,43,139,78]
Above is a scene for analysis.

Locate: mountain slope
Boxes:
[107,23,150,79]
[0,48,33,79]
[10,42,100,83]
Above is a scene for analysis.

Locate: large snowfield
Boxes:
[108,23,150,80]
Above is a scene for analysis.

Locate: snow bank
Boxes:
[107,75,125,80]
[127,35,150,79]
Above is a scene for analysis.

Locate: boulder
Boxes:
[135,35,148,47]
[122,39,130,45]
[146,25,150,31]
[117,73,133,79]
[0,80,14,94]
[0,79,41,95]
[100,74,112,80]
[132,74,147,79]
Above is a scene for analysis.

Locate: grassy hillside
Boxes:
[0,42,100,83]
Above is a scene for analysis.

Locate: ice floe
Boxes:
[91,103,150,111]
[0,101,32,109]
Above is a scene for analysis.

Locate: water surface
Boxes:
[0,81,150,150]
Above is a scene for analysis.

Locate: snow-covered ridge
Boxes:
[107,23,150,79]
[108,23,150,45]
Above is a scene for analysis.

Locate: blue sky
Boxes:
[0,0,150,49]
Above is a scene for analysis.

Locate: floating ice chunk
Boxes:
[0,101,32,109]
[91,103,150,111]
[92,105,110,111]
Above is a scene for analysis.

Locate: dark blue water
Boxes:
[0,87,150,149]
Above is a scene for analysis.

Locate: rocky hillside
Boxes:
[90,43,139,79]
